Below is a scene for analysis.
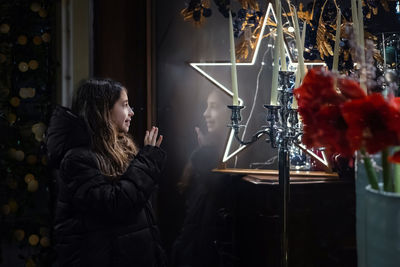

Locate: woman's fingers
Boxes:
[144,130,150,146]
[148,127,155,142]
[156,135,163,147]
[144,126,162,147]
[151,127,158,145]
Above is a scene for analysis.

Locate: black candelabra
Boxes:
[227,71,301,267]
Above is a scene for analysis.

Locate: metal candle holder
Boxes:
[227,71,300,267]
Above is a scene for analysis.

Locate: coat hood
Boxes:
[45,106,91,169]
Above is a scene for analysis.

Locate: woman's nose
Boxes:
[203,107,210,118]
[129,106,134,116]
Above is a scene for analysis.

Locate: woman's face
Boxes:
[203,91,229,133]
[111,89,134,133]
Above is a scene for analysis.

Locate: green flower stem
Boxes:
[361,149,379,190]
[394,163,400,193]
[382,148,394,192]
[394,147,400,193]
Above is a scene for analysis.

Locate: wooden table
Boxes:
[213,168,340,185]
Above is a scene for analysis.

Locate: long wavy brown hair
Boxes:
[72,79,138,177]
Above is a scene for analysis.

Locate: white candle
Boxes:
[332,9,341,73]
[300,19,306,78]
[293,7,305,80]
[294,20,307,89]
[357,0,367,92]
[292,7,305,109]
[270,26,280,105]
[382,33,386,70]
[357,0,364,47]
[229,11,239,105]
[351,0,358,41]
[275,0,287,71]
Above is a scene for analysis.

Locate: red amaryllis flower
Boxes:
[388,151,400,163]
[295,68,351,155]
[337,78,367,100]
[389,150,400,163]
[387,96,400,134]
[294,67,343,111]
[315,105,354,157]
[342,93,400,154]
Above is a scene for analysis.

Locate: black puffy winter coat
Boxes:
[46,106,167,267]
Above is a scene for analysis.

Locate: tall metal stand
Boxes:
[227,71,298,267]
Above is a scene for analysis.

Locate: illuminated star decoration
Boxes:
[189,3,329,169]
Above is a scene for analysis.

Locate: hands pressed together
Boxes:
[144,126,163,147]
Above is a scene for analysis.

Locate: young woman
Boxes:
[46,79,167,267]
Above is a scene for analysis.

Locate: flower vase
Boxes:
[355,157,369,267]
[364,184,400,266]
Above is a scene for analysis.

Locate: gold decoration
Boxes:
[181,0,210,26]
[372,6,378,15]
[237,0,259,10]
[19,87,36,99]
[381,0,390,11]
[28,234,39,246]
[373,48,383,63]
[33,36,42,45]
[236,27,257,61]
[365,1,383,19]
[339,21,382,64]
[18,62,29,72]
[15,150,25,161]
[32,122,47,142]
[316,0,334,59]
[40,237,51,247]
[0,53,6,63]
[27,179,39,192]
[343,49,350,61]
[28,60,39,70]
[27,155,38,165]
[7,113,16,124]
[25,173,35,183]
[235,11,264,61]
[30,2,41,12]
[42,32,51,42]
[38,8,47,18]
[17,35,28,45]
[283,1,315,26]
[14,229,25,241]
[10,96,21,107]
[363,32,383,63]
[0,24,10,34]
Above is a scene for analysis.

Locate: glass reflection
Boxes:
[172,90,233,267]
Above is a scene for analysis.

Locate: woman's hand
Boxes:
[195,127,205,147]
[144,126,163,147]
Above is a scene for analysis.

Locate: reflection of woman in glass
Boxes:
[172,90,233,267]
[196,90,230,148]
